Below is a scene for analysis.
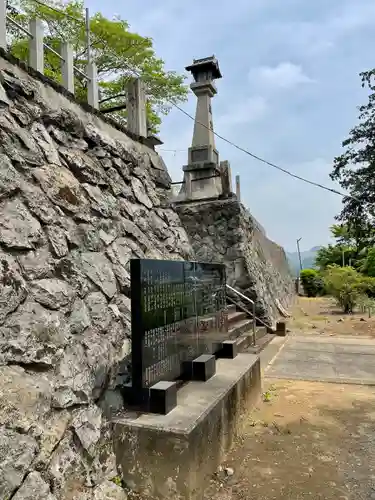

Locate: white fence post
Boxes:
[235,174,241,202]
[29,18,44,73]
[127,78,147,137]
[87,61,98,108]
[0,0,6,50]
[61,42,74,93]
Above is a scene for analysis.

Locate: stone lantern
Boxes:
[177,56,224,201]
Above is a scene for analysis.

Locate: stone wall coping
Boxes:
[0,47,149,147]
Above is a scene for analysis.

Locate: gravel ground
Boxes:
[205,379,375,500]
[288,297,375,338]
[205,297,375,499]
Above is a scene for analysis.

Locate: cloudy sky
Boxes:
[89,0,375,252]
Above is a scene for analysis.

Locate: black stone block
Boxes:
[121,383,149,409]
[219,340,238,359]
[149,381,177,414]
[120,382,134,404]
[192,354,216,381]
[181,360,194,381]
[276,321,287,336]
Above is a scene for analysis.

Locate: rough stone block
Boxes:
[0,52,198,500]
[175,198,295,327]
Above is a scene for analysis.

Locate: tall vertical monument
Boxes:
[177,56,232,201]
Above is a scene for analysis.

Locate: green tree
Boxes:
[324,265,364,313]
[300,269,325,297]
[315,244,346,269]
[315,224,357,270]
[330,223,355,247]
[358,247,375,277]
[7,0,188,132]
[330,69,375,252]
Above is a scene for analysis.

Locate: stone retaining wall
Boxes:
[176,198,294,326]
[0,54,193,500]
[0,50,294,500]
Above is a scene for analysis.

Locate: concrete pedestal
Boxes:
[113,353,261,500]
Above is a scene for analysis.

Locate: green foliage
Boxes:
[7,0,188,132]
[110,476,122,487]
[300,269,325,297]
[330,223,357,247]
[315,224,359,271]
[323,266,365,313]
[358,248,375,277]
[262,391,272,402]
[330,70,375,252]
[315,244,356,270]
[357,294,375,317]
[287,247,320,277]
[358,276,375,299]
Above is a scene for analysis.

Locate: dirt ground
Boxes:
[205,380,375,500]
[288,296,375,338]
[205,297,375,500]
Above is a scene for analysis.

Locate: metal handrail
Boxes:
[226,284,256,340]
[6,15,31,36]
[226,283,271,335]
[226,284,254,304]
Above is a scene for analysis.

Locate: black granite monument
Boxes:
[122,258,234,414]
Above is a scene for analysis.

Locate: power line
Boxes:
[26,0,152,52]
[120,61,358,203]
[17,0,359,203]
[171,101,357,201]
[29,0,83,22]
[159,148,185,153]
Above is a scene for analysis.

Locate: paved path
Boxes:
[266,335,375,385]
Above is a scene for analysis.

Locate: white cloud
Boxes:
[329,1,375,35]
[216,96,268,128]
[250,62,314,90]
[246,157,342,251]
[89,0,375,249]
[265,1,375,58]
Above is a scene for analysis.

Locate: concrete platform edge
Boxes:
[113,353,261,500]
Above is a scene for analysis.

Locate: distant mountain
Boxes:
[286,246,322,276]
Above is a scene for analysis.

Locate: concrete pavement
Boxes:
[265,335,375,385]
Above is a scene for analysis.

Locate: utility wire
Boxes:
[120,60,359,203]
[30,0,82,22]
[159,148,185,153]
[18,0,359,203]
[26,0,152,51]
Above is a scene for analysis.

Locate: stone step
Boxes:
[226,304,237,314]
[233,325,274,354]
[255,325,268,340]
[235,332,254,352]
[227,310,247,325]
[228,318,254,339]
[245,333,276,354]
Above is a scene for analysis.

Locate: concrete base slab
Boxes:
[246,333,276,355]
[266,335,375,385]
[260,335,288,372]
[113,353,260,500]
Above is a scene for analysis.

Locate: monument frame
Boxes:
[122,258,234,414]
